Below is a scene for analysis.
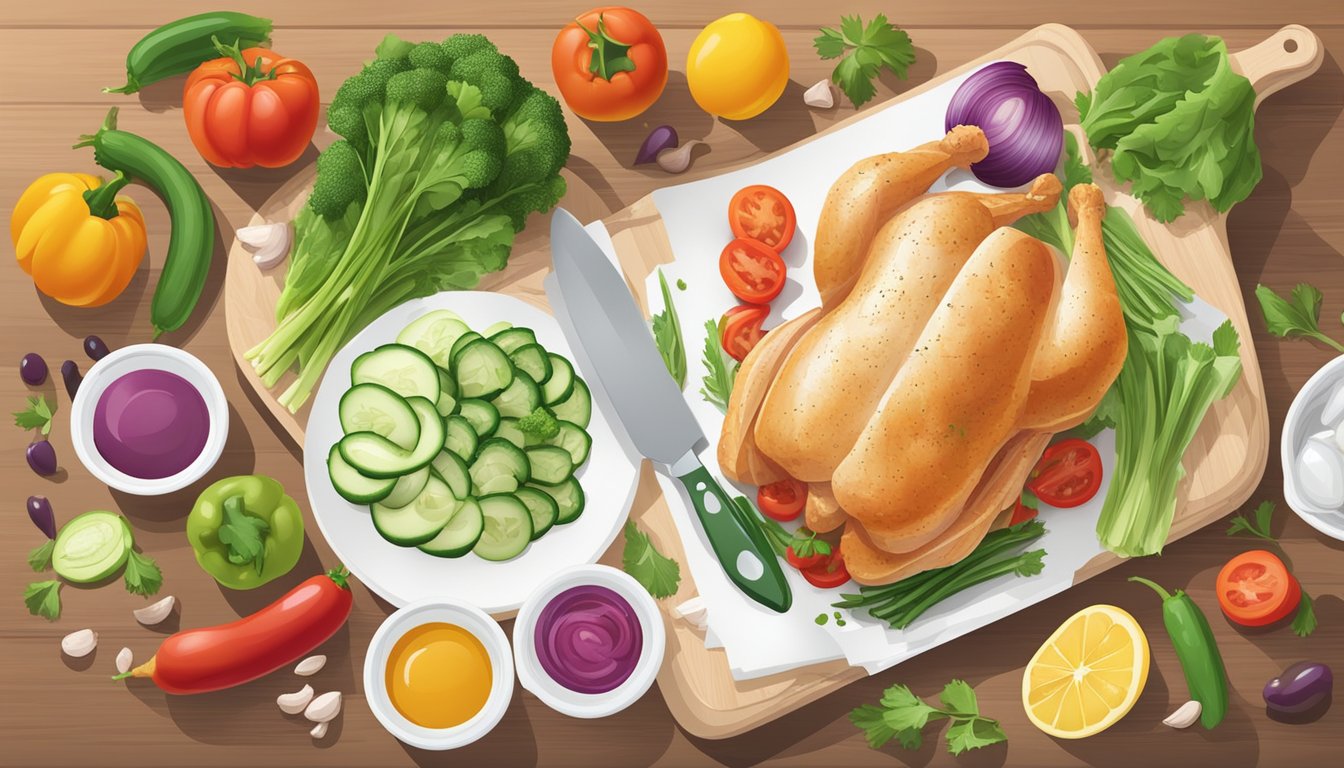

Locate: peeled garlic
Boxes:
[61,629,97,658]
[310,722,329,739]
[1163,699,1202,729]
[133,595,176,625]
[804,80,835,109]
[294,655,326,676]
[656,141,704,174]
[278,684,315,715]
[671,596,708,629]
[115,647,133,674]
[304,691,342,723]
[236,222,292,270]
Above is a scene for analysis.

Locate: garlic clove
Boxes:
[115,647,133,674]
[304,691,342,723]
[294,655,326,676]
[656,141,705,174]
[1163,699,1202,729]
[310,722,329,739]
[61,629,97,658]
[236,222,292,270]
[671,596,708,629]
[133,595,176,625]
[278,684,315,715]
[804,79,835,109]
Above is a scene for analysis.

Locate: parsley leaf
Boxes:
[24,580,62,621]
[814,14,915,108]
[852,680,1005,755]
[123,550,163,596]
[622,520,680,599]
[13,396,56,435]
[1292,590,1317,638]
[650,270,686,388]
[28,540,54,572]
[218,495,269,574]
[1255,283,1344,352]
[699,318,738,413]
[946,717,1008,755]
[1226,500,1276,540]
[939,679,979,715]
[850,704,901,749]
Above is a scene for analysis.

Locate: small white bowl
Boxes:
[363,599,514,750]
[69,344,228,496]
[513,564,664,719]
[1281,354,1344,541]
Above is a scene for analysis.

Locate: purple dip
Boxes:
[92,369,209,480]
[534,585,642,694]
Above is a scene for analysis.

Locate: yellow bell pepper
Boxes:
[11,172,147,307]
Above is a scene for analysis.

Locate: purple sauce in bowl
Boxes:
[92,369,210,480]
[533,585,642,694]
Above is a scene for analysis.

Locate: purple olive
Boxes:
[20,353,48,385]
[635,125,678,165]
[27,496,56,539]
[83,335,110,361]
[1265,661,1332,715]
[26,440,57,476]
[61,360,81,399]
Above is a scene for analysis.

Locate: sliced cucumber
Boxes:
[435,368,458,417]
[338,383,419,450]
[507,343,553,385]
[371,472,460,546]
[470,438,531,493]
[339,398,444,478]
[491,369,541,419]
[483,320,513,337]
[540,421,592,465]
[417,498,484,558]
[490,326,537,354]
[531,477,585,524]
[514,487,558,540]
[381,465,431,509]
[550,378,592,428]
[527,445,574,484]
[494,418,525,449]
[443,415,479,463]
[431,450,472,500]
[327,444,396,504]
[541,353,575,405]
[396,311,471,368]
[458,399,500,438]
[473,494,534,561]
[351,344,440,403]
[454,339,514,399]
[449,331,484,363]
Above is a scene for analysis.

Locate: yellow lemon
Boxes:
[1022,604,1150,739]
[686,13,789,120]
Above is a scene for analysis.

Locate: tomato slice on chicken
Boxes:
[1216,550,1301,627]
[720,237,786,304]
[728,185,797,251]
[720,304,769,361]
[758,478,806,522]
[1026,438,1102,508]
[802,547,849,589]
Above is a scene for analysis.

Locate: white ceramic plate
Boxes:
[304,292,640,613]
[1281,354,1344,541]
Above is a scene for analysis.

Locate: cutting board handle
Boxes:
[1232,24,1323,106]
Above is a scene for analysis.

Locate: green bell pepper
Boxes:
[186,475,304,590]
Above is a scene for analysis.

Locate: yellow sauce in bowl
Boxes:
[386,622,493,729]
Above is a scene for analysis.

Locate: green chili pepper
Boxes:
[1130,576,1229,728]
[187,475,305,590]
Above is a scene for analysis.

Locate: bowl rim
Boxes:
[362,598,515,750]
[512,564,665,719]
[68,343,228,496]
[1280,353,1344,540]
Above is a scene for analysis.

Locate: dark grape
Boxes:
[83,335,111,361]
[27,496,56,539]
[61,360,81,399]
[20,353,48,385]
[26,440,57,476]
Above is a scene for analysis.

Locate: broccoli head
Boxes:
[306,139,366,220]
[517,407,560,441]
[385,68,449,113]
[441,34,496,61]
[408,41,453,75]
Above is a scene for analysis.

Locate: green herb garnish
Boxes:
[814,14,915,108]
[851,680,1006,755]
[217,496,269,576]
[699,318,738,413]
[123,550,163,596]
[622,520,680,599]
[1255,283,1344,352]
[13,396,56,435]
[27,540,54,572]
[23,580,62,621]
[650,269,686,387]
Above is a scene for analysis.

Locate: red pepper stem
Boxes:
[83,171,132,220]
[212,35,276,87]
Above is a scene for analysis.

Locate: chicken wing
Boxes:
[805,482,847,533]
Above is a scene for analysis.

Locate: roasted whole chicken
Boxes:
[718,126,1127,585]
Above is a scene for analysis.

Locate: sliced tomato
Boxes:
[1027,438,1102,508]
[720,238,786,304]
[1216,550,1301,627]
[802,548,849,589]
[720,304,769,361]
[786,545,826,571]
[1008,498,1038,526]
[758,478,806,522]
[728,185,796,251]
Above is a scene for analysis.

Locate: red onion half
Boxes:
[945,62,1063,188]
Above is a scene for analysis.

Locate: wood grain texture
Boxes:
[2,3,1343,766]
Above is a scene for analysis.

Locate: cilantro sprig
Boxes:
[814,15,916,108]
[650,270,686,388]
[1226,501,1317,637]
[851,680,1006,755]
[13,396,56,435]
[1255,283,1344,353]
[622,520,681,599]
[699,318,738,413]
[24,580,63,621]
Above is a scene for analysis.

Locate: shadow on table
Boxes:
[212,143,320,210]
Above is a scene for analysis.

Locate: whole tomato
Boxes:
[184,40,319,168]
[552,7,668,122]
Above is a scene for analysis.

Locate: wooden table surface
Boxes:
[2,1,1341,765]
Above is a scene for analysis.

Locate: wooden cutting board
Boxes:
[224,23,1318,739]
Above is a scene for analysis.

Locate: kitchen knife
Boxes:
[549,209,791,613]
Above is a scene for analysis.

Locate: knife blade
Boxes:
[549,209,791,613]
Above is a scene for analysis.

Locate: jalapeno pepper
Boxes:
[1130,576,1229,729]
[186,475,305,590]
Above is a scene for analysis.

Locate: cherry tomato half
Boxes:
[758,478,806,522]
[786,545,826,571]
[720,304,770,361]
[1026,438,1102,508]
[720,237,786,304]
[1008,497,1038,526]
[1216,550,1301,627]
[728,185,796,251]
[802,548,850,589]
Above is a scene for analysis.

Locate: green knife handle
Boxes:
[676,461,792,613]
